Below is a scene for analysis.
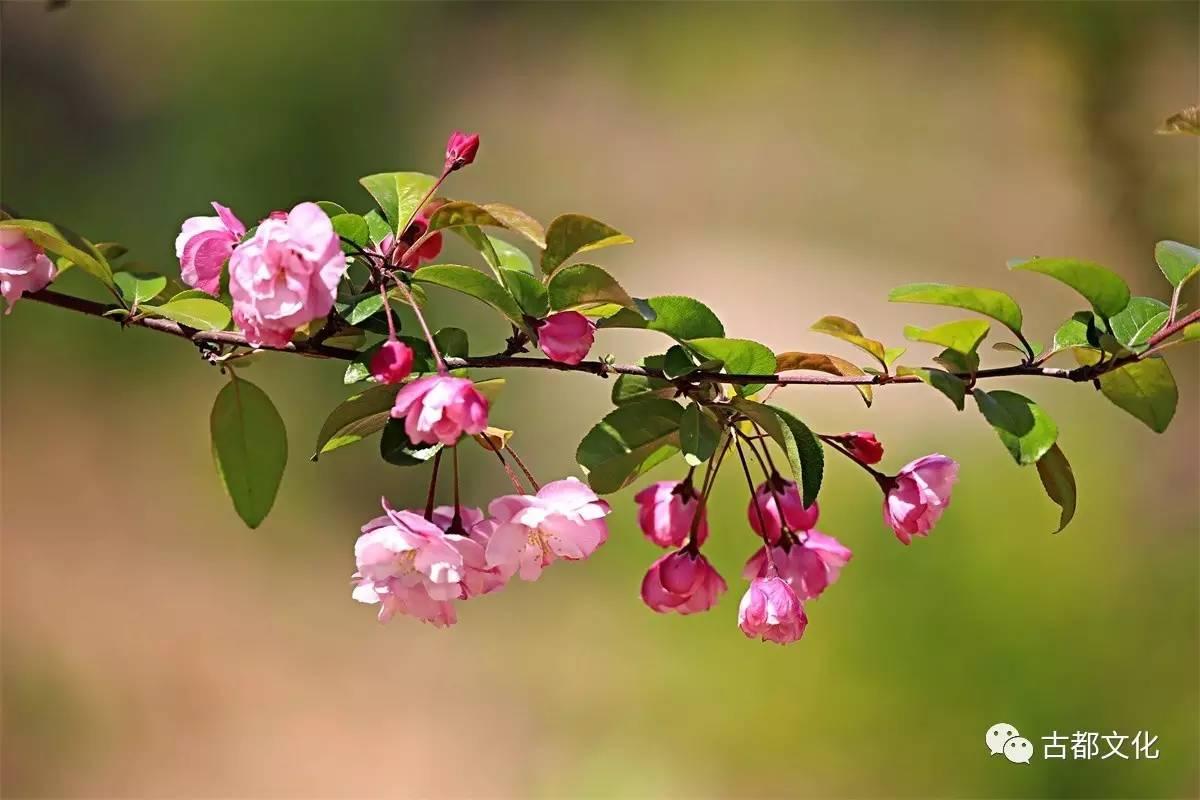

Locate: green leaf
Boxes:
[542,213,633,274]
[434,327,469,358]
[888,282,1024,334]
[312,383,401,459]
[685,337,776,395]
[0,219,115,290]
[933,347,979,375]
[613,356,676,405]
[731,399,823,507]
[330,213,370,253]
[1051,311,1103,352]
[972,389,1059,465]
[896,366,967,410]
[483,204,546,249]
[1108,297,1169,349]
[426,201,509,235]
[473,378,506,405]
[358,171,436,232]
[1036,444,1077,533]
[210,376,288,528]
[680,403,721,466]
[316,201,350,217]
[489,237,533,273]
[576,399,683,494]
[598,295,724,340]
[363,210,392,246]
[1011,258,1130,318]
[1183,324,1200,341]
[380,418,442,466]
[113,271,167,305]
[341,290,396,327]
[1154,241,1200,288]
[661,345,721,380]
[775,351,872,406]
[1097,358,1177,433]
[903,319,990,355]
[500,268,549,318]
[547,263,637,312]
[412,265,526,329]
[143,297,231,331]
[810,316,887,366]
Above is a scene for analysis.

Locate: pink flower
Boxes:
[390,375,489,445]
[174,201,245,295]
[485,477,611,581]
[0,229,56,313]
[634,480,707,548]
[397,207,443,270]
[882,454,959,544]
[370,339,414,384]
[747,476,819,544]
[228,202,347,348]
[743,530,852,601]
[738,576,807,644]
[640,550,726,614]
[841,431,884,465]
[537,310,596,365]
[445,130,480,171]
[426,506,510,597]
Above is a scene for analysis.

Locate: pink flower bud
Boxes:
[397,208,443,270]
[370,339,414,384]
[842,430,884,465]
[444,130,480,171]
[640,551,726,614]
[738,576,807,644]
[0,229,56,313]
[634,480,707,548]
[747,477,818,543]
[228,202,347,348]
[743,530,852,601]
[882,454,959,544]
[537,310,596,365]
[390,374,489,446]
[174,201,245,296]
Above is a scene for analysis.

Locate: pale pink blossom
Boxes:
[747,477,819,543]
[634,480,707,548]
[738,576,807,644]
[0,229,56,313]
[485,478,611,581]
[882,454,959,544]
[445,130,480,171]
[640,550,726,614]
[425,505,510,597]
[390,375,489,445]
[174,201,245,295]
[228,202,347,348]
[537,310,596,365]
[353,503,465,602]
[743,530,852,601]
[370,339,414,384]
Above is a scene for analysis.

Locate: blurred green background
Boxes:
[2,2,1197,798]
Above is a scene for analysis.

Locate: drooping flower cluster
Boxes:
[0,229,56,312]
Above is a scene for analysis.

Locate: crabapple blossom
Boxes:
[445,130,480,171]
[634,480,708,548]
[0,229,56,312]
[174,201,245,295]
[743,530,852,601]
[485,477,611,580]
[537,310,596,365]
[882,454,959,544]
[370,339,414,384]
[396,207,443,269]
[227,202,347,348]
[427,506,511,597]
[840,431,884,465]
[640,550,726,614]
[738,576,807,644]
[390,374,489,445]
[747,476,819,543]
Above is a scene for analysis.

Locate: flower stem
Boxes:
[505,444,540,493]
[390,273,446,373]
[424,449,443,520]
[378,281,397,340]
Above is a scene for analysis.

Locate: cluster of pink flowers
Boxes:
[352,478,611,626]
[0,229,57,312]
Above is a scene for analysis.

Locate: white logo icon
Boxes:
[986,722,1020,756]
[1004,736,1034,764]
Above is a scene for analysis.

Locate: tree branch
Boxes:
[23,288,1196,388]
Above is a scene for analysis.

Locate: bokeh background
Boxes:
[2,2,1198,798]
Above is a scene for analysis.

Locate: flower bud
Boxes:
[743,530,852,601]
[747,477,818,543]
[445,130,480,172]
[882,454,958,544]
[536,310,596,365]
[370,339,414,384]
[633,480,707,548]
[841,430,884,465]
[738,576,807,644]
[640,551,726,615]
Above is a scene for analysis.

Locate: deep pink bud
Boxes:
[445,130,480,172]
[537,310,596,365]
[842,431,884,465]
[747,477,818,543]
[743,530,852,601]
[634,480,707,548]
[882,454,958,544]
[390,375,489,445]
[370,339,414,384]
[397,208,443,270]
[738,576,807,644]
[640,551,726,615]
